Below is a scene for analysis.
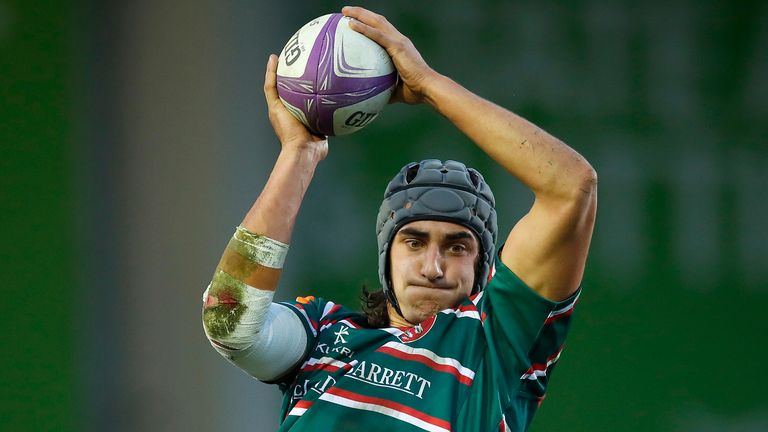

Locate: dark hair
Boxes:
[360,284,390,328]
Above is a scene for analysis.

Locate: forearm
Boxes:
[202,52,327,377]
[241,146,323,245]
[423,74,595,201]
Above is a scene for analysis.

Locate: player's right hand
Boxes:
[263,54,328,160]
[342,6,439,105]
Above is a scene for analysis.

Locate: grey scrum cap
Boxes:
[375,159,498,310]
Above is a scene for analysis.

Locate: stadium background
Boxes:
[2,0,766,430]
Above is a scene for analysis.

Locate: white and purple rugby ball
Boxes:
[276,13,397,136]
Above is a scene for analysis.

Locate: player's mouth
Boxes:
[408,283,454,290]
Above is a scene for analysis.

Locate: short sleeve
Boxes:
[273,296,367,384]
[477,253,581,401]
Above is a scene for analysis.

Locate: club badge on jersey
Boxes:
[398,315,436,343]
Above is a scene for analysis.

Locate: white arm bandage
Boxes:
[202,285,307,381]
[202,228,307,381]
[220,302,307,381]
[202,279,275,350]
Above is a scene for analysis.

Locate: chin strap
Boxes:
[384,281,405,325]
[385,282,423,327]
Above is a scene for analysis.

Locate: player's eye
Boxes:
[405,239,423,249]
[447,244,466,255]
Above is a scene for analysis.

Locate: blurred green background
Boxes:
[2,0,766,431]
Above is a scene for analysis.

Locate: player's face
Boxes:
[388,220,480,326]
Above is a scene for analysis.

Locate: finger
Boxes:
[342,6,397,33]
[263,54,280,106]
[346,17,392,48]
[341,6,388,27]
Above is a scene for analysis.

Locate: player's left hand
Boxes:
[342,6,438,105]
[263,54,328,161]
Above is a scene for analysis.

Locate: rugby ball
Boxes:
[276,13,397,136]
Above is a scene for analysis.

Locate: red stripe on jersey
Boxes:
[301,363,342,373]
[320,318,363,332]
[544,294,580,324]
[325,387,452,430]
[295,400,313,409]
[470,290,485,306]
[339,318,361,329]
[287,399,313,419]
[377,346,474,386]
[544,306,574,324]
[530,351,561,372]
[321,303,342,321]
[300,357,352,374]
[522,346,564,379]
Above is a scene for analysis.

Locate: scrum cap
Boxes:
[376,160,498,310]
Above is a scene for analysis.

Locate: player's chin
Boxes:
[403,309,437,325]
[405,299,448,321]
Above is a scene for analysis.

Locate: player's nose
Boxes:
[420,244,444,281]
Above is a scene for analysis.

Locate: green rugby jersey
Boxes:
[270,255,580,432]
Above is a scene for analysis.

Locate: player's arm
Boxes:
[424,80,597,302]
[201,55,327,379]
[344,7,596,301]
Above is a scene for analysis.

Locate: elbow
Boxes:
[557,161,597,204]
[529,152,597,229]
[578,163,598,197]
[556,164,597,228]
[201,286,246,350]
[535,148,598,204]
[571,164,597,214]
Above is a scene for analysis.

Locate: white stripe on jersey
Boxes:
[318,392,450,432]
[521,370,547,380]
[546,291,580,319]
[338,318,361,329]
[381,341,475,381]
[319,318,362,332]
[520,351,562,381]
[301,356,350,371]
[321,301,337,320]
[287,400,313,417]
[290,304,317,337]
[440,308,481,320]
[470,290,485,306]
[287,406,307,417]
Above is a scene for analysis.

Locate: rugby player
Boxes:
[203,6,597,431]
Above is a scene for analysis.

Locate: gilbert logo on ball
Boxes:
[276,13,397,136]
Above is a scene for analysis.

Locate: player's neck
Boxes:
[386,303,416,329]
